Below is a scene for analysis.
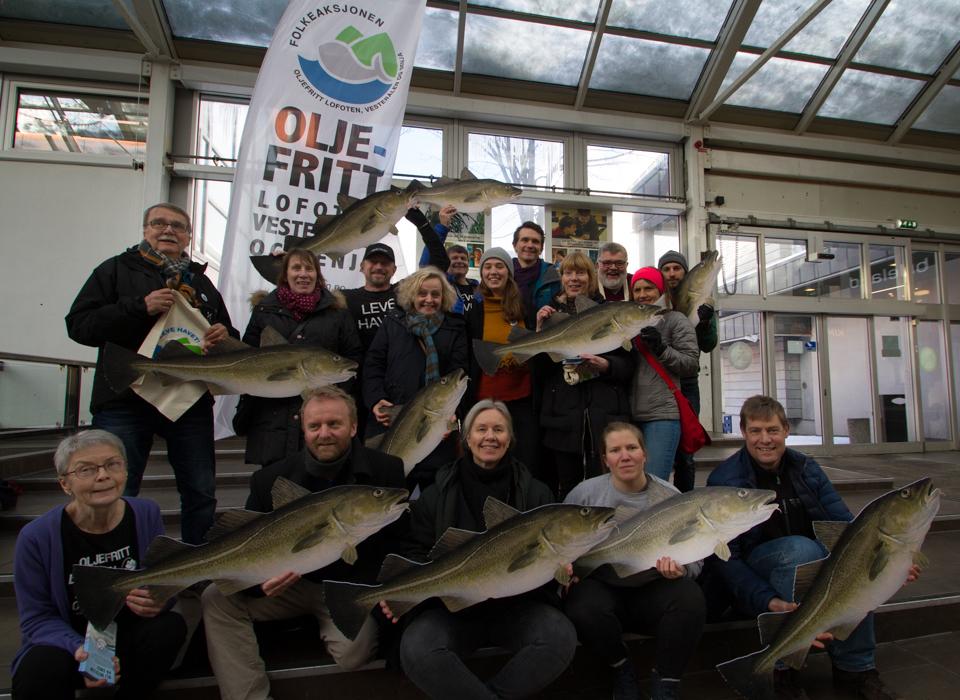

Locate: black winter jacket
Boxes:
[65,247,236,413]
[234,287,363,467]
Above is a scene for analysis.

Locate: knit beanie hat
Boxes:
[657,250,688,273]
[631,267,665,295]
[478,247,514,276]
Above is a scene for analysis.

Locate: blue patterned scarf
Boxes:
[405,311,444,384]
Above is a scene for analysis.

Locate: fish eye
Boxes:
[332,355,341,361]
[373,488,384,497]
[899,489,911,499]
[579,507,591,516]
[738,488,748,498]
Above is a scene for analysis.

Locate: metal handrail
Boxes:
[0,351,96,431]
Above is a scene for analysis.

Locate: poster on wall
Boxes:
[547,206,610,264]
[430,209,486,271]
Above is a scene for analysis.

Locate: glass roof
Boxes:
[722,53,830,113]
[743,0,874,59]
[467,0,601,24]
[818,69,925,125]
[590,35,711,99]
[463,14,591,86]
[853,0,960,74]
[912,85,960,135]
[0,0,129,30]
[606,0,735,42]
[416,7,459,72]
[163,0,287,46]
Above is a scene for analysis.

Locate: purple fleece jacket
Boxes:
[12,497,163,674]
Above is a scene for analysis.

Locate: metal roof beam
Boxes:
[453,0,467,95]
[574,0,612,109]
[696,0,835,122]
[111,0,177,60]
[685,0,762,124]
[888,40,960,144]
[795,0,890,134]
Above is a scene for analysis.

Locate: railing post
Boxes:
[63,364,81,430]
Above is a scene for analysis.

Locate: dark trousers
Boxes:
[94,397,217,544]
[399,599,577,699]
[564,576,706,679]
[540,449,601,501]
[505,396,539,477]
[12,609,187,700]
[672,376,701,493]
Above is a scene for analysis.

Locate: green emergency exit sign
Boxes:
[897,219,918,229]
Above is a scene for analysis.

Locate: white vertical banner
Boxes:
[215,0,427,437]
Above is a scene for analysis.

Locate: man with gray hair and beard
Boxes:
[597,242,631,302]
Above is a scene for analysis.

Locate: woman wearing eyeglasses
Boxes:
[12,430,188,700]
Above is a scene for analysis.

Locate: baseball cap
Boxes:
[363,243,395,262]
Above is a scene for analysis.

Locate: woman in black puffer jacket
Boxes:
[234,249,362,468]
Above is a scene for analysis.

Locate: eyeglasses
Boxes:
[147,218,189,233]
[599,260,627,269]
[64,458,126,480]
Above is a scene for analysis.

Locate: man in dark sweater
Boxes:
[201,385,406,700]
[511,221,560,327]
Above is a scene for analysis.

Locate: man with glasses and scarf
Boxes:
[597,242,631,302]
[66,202,237,544]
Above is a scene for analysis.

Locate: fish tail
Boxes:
[471,339,502,376]
[102,343,146,393]
[716,649,774,699]
[324,580,378,641]
[249,254,285,283]
[72,565,129,630]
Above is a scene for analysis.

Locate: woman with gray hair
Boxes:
[12,430,187,699]
[362,266,468,489]
[391,399,577,698]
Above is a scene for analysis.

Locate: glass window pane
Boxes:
[193,179,231,268]
[164,0,287,45]
[611,212,680,270]
[912,85,960,136]
[490,203,545,254]
[197,98,248,163]
[467,132,563,188]
[721,54,829,113]
[917,321,951,441]
[826,316,875,444]
[818,70,925,125]
[463,14,591,86]
[586,145,670,197]
[0,0,128,29]
[718,311,764,432]
[765,238,860,299]
[590,36,711,99]
[869,244,906,300]
[951,323,960,439]
[853,0,960,74]
[14,89,147,157]
[772,314,822,445]
[607,0,734,41]
[945,252,960,303]
[874,316,916,442]
[718,233,759,296]
[911,250,940,303]
[743,0,873,59]
[468,0,601,23]
[395,126,444,180]
[416,8,459,71]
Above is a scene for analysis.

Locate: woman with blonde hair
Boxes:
[363,266,469,488]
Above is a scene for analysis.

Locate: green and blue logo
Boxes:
[298,26,398,104]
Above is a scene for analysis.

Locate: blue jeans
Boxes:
[94,397,217,544]
[636,420,681,481]
[746,535,875,672]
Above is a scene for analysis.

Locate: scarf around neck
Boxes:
[276,285,323,321]
[138,239,197,306]
[405,311,444,384]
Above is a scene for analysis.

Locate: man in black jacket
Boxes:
[202,385,406,700]
[65,202,236,544]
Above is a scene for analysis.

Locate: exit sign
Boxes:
[897,219,918,230]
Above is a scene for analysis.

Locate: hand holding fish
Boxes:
[379,599,399,623]
[579,353,610,373]
[144,288,177,316]
[75,645,120,688]
[438,205,457,227]
[655,556,686,579]
[261,571,301,597]
[125,587,167,617]
[768,596,797,613]
[202,323,230,353]
[373,400,396,427]
[905,563,921,583]
[536,305,557,332]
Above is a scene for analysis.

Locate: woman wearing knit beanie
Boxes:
[463,247,540,475]
[628,267,699,481]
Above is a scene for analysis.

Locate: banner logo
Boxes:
[298,26,398,104]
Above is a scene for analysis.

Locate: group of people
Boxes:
[10,202,912,700]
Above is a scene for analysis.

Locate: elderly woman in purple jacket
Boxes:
[12,430,187,700]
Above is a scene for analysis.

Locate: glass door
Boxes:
[717,311,763,434]
[873,317,917,442]
[770,314,823,446]
[825,317,875,445]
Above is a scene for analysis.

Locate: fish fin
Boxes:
[144,535,197,566]
[667,518,700,545]
[102,343,147,393]
[609,562,643,578]
[547,352,568,362]
[540,311,570,330]
[388,225,398,235]
[71,565,131,630]
[441,595,478,612]
[913,550,930,568]
[792,557,827,602]
[211,578,250,597]
[428,527,479,560]
[781,647,810,671]
[716,649,774,700]
[342,544,358,565]
[812,520,847,552]
[378,554,423,582]
[324,580,379,640]
[507,542,541,572]
[311,214,337,232]
[266,368,298,381]
[156,340,197,360]
[207,336,249,355]
[714,540,732,561]
[574,294,597,314]
[145,584,183,604]
[472,339,504,376]
[205,509,262,541]
[554,565,571,586]
[271,476,311,509]
[612,504,641,524]
[292,525,330,553]
[404,179,425,195]
[414,414,431,442]
[829,620,861,642]
[483,497,521,529]
[364,433,385,450]
[250,254,285,283]
[260,326,289,347]
[506,325,534,342]
[432,175,456,186]
[589,322,615,341]
[337,193,359,210]
[459,167,476,180]
[283,234,311,251]
[869,542,890,581]
[757,610,792,646]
